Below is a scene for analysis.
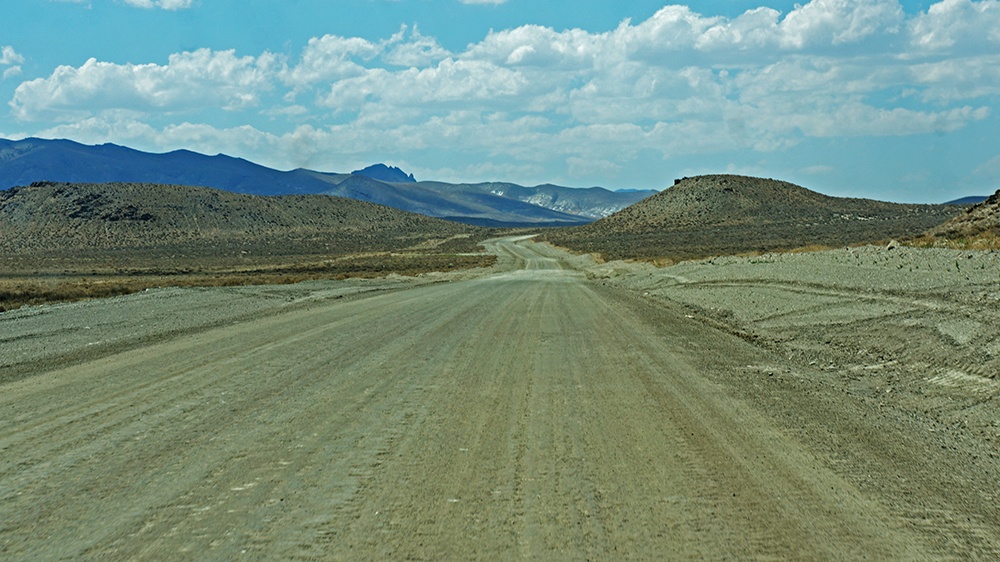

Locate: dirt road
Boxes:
[2,238,998,559]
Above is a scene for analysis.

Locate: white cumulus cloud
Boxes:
[382,25,452,67]
[1,46,25,66]
[908,0,1000,52]
[11,49,282,121]
[319,57,532,120]
[466,25,600,69]
[776,0,903,48]
[616,0,903,60]
[282,35,379,89]
[1,46,25,80]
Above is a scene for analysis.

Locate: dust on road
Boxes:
[1,238,998,559]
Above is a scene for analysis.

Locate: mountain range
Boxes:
[0,138,654,227]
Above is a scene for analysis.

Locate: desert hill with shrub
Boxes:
[920,189,1000,247]
[0,181,496,310]
[0,181,480,259]
[543,174,963,261]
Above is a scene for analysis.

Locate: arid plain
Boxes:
[2,236,999,559]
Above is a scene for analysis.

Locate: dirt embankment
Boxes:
[591,244,1000,395]
[552,240,1000,557]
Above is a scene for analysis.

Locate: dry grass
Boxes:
[647,257,675,267]
[906,231,1000,251]
[629,256,675,267]
[781,243,840,254]
[0,252,496,312]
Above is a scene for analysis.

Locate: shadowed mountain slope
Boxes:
[543,175,964,261]
[320,176,603,227]
[0,181,479,258]
[459,182,652,219]
[0,137,335,197]
[945,195,989,205]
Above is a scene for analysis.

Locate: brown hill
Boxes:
[0,181,495,310]
[922,190,1000,247]
[543,175,963,261]
[0,181,480,260]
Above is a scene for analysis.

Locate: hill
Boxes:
[543,174,964,261]
[0,181,480,260]
[0,138,652,226]
[0,181,498,310]
[919,190,1000,248]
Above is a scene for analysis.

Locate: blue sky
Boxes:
[2,0,999,202]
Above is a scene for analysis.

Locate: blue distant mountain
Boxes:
[0,137,334,196]
[352,163,416,183]
[944,195,988,205]
[0,137,655,226]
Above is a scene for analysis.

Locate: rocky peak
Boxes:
[351,163,416,183]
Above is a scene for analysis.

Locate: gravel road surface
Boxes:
[2,238,998,559]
